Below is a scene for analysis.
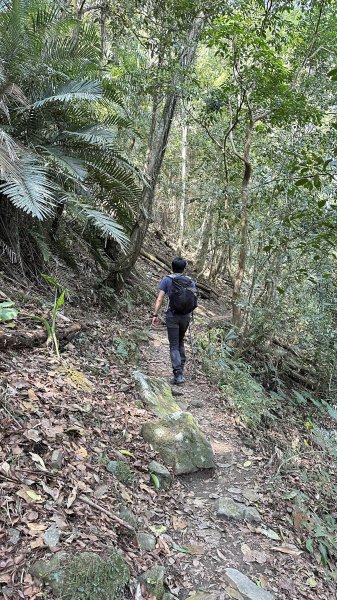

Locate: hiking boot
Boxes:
[170,373,186,385]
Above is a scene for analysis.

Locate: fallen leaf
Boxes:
[271,543,303,556]
[258,527,281,541]
[30,536,44,549]
[27,522,47,532]
[241,543,267,564]
[17,488,44,504]
[172,542,191,554]
[75,446,88,460]
[27,389,39,401]
[172,516,188,530]
[24,429,41,443]
[94,484,109,499]
[30,453,47,472]
[185,544,205,556]
[149,525,167,535]
[67,486,77,508]
[306,576,317,588]
[1,461,10,474]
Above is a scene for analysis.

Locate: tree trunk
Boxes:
[105,13,205,288]
[231,115,254,327]
[195,198,214,276]
[177,117,188,254]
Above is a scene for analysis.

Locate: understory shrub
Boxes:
[197,328,270,427]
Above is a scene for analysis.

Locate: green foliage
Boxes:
[0,300,19,322]
[197,328,270,427]
[0,0,141,259]
[39,274,68,359]
[111,336,137,362]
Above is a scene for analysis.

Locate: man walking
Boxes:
[152,256,197,384]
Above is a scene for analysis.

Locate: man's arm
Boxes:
[152,290,165,327]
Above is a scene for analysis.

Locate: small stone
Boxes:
[244,506,261,523]
[216,497,261,523]
[43,525,60,548]
[139,565,165,599]
[106,460,134,485]
[227,487,242,495]
[8,527,20,544]
[51,449,63,470]
[119,506,138,530]
[148,460,172,490]
[190,399,203,408]
[224,568,274,600]
[136,532,156,551]
[1,586,14,598]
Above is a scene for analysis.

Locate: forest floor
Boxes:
[0,238,336,600]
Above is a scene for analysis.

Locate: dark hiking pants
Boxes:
[166,313,191,376]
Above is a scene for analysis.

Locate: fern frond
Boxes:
[65,195,129,250]
[39,145,88,181]
[31,79,103,108]
[0,153,54,220]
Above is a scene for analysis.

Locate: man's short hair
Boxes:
[172,256,187,273]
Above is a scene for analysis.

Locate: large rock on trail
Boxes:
[224,568,274,600]
[133,371,181,417]
[216,497,261,523]
[141,411,215,474]
[30,551,129,599]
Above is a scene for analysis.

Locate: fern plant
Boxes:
[0,0,141,264]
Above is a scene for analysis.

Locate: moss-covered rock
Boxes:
[30,551,129,600]
[141,412,215,475]
[133,371,181,417]
[136,532,156,551]
[139,565,165,599]
[106,460,134,485]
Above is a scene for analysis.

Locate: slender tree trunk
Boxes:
[195,197,214,275]
[105,13,205,288]
[231,115,254,327]
[177,116,188,254]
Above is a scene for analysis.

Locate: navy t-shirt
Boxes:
[159,274,196,314]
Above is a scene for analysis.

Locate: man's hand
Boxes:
[152,316,159,327]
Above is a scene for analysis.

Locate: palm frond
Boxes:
[0,153,54,220]
[31,79,103,109]
[65,195,129,250]
[39,145,88,181]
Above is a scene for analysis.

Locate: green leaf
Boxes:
[305,538,314,553]
[31,79,103,109]
[325,404,337,421]
[172,542,191,553]
[0,301,18,322]
[319,542,328,566]
[149,525,167,535]
[42,274,60,288]
[150,474,160,489]
[55,290,66,311]
[119,449,134,457]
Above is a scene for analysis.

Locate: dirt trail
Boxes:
[138,321,332,600]
[140,324,275,599]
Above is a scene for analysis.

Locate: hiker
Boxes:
[152,256,197,385]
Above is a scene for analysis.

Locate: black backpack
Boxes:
[169,275,198,315]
